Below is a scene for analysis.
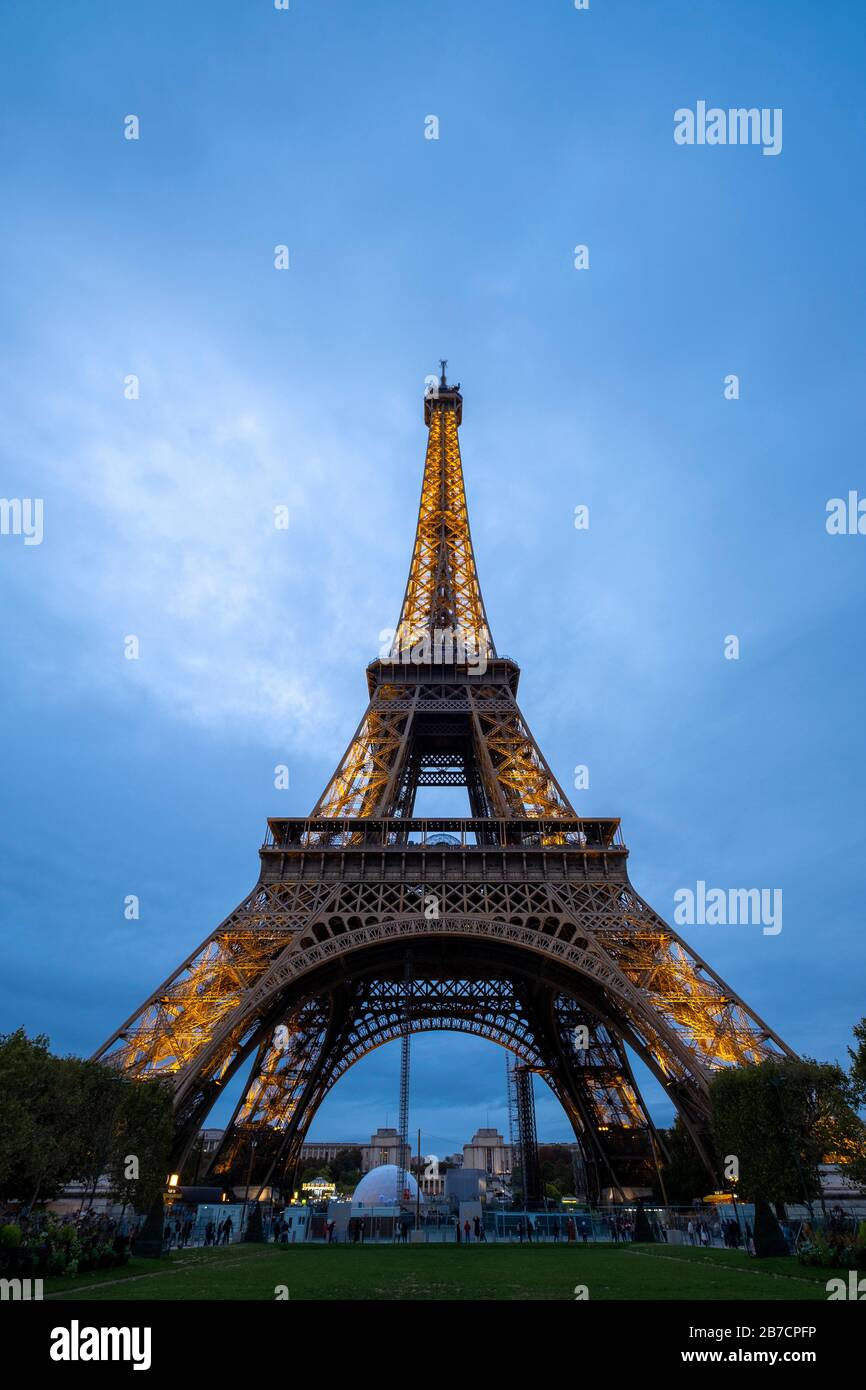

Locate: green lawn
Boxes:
[43,1241,833,1302]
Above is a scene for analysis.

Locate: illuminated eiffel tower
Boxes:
[95,364,791,1201]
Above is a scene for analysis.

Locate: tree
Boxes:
[330,1147,362,1176]
[0,1031,84,1206]
[658,1117,716,1204]
[107,1076,174,1214]
[538,1144,575,1198]
[710,1055,866,1246]
[633,1199,656,1243]
[843,1017,866,1189]
[848,1017,866,1104]
[328,1147,363,1192]
[74,1063,127,1209]
[0,1030,173,1215]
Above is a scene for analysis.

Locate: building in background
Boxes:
[463,1127,512,1176]
[298,1140,362,1166]
[361,1127,411,1174]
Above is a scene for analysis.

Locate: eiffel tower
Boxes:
[95,364,792,1202]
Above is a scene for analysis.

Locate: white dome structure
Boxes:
[351,1164,423,1209]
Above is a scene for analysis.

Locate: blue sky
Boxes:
[1,1,865,1157]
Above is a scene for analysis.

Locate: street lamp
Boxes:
[729,1172,746,1248]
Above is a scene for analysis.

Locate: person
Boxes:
[525,1217,534,1244]
[463,1218,471,1244]
[566,1216,576,1243]
[473,1216,481,1241]
[745,1221,755,1256]
[455,1216,461,1244]
[580,1219,589,1245]
[223,1215,233,1246]
[205,1219,215,1247]
[114,1212,130,1259]
[687,1218,695,1246]
[516,1218,524,1244]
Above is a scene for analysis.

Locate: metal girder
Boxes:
[206,977,663,1197]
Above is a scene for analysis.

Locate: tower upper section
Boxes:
[391,367,496,663]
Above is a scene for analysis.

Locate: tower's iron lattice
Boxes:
[94,366,794,1203]
[396,962,411,1207]
[509,1060,542,1210]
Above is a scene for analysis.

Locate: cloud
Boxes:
[3,326,406,758]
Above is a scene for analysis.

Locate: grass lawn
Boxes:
[43,1241,832,1302]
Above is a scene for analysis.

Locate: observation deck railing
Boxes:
[262,817,624,852]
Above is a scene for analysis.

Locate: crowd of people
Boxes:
[6,1200,847,1262]
[686,1218,714,1246]
[271,1214,299,1244]
[454,1214,487,1242]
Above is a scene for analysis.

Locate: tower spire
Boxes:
[393,369,494,661]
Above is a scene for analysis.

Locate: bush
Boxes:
[0,1216,131,1278]
[0,1224,21,1251]
[798,1228,866,1270]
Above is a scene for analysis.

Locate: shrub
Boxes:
[798,1227,866,1270]
[0,1224,21,1251]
